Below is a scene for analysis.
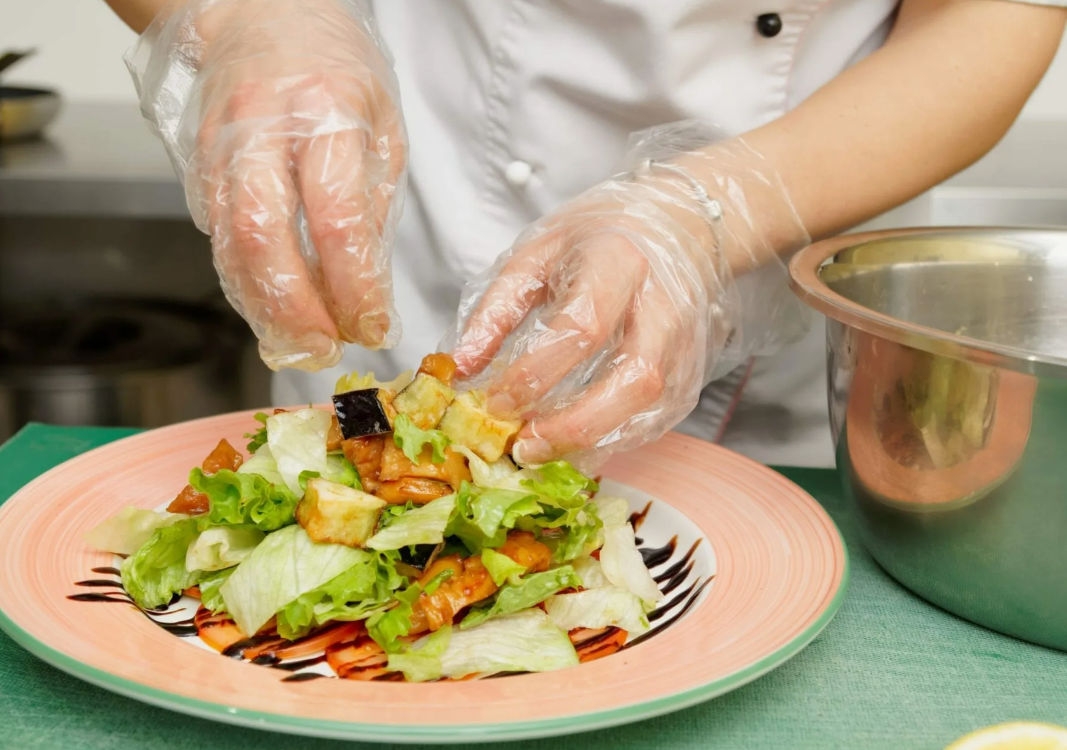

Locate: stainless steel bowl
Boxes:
[790,227,1067,650]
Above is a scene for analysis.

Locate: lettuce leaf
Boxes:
[198,567,234,614]
[445,483,541,553]
[275,550,406,639]
[437,609,578,679]
[185,526,264,572]
[460,565,582,630]
[237,444,285,486]
[219,525,367,637]
[366,493,457,551]
[594,496,630,528]
[571,555,609,589]
[544,587,650,635]
[451,446,519,488]
[267,408,334,496]
[521,461,598,508]
[387,625,451,682]
[393,413,450,464]
[481,548,526,586]
[244,411,269,454]
[367,583,423,652]
[600,523,663,608]
[83,506,183,556]
[334,369,414,395]
[120,517,201,610]
[190,468,298,531]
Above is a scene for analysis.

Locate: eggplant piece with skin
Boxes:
[332,388,397,440]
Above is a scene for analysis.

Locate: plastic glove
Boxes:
[448,122,810,470]
[126,0,406,371]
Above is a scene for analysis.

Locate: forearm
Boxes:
[103,0,170,33]
[740,0,1066,242]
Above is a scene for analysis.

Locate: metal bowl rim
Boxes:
[788,225,1067,378]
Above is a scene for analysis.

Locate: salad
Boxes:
[83,353,664,682]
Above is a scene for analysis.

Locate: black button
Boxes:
[756,13,783,38]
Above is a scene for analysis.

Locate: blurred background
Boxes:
[1,1,1065,442]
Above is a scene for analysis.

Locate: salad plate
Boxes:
[0,400,847,743]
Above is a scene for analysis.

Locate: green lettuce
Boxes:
[461,565,582,630]
[190,468,298,532]
[120,517,202,610]
[244,411,269,454]
[393,413,450,464]
[438,609,578,679]
[219,525,367,637]
[366,493,457,551]
[83,506,183,556]
[275,550,407,639]
[387,625,452,683]
[521,461,598,507]
[198,567,235,614]
[446,483,541,553]
[185,526,264,572]
[367,583,423,652]
[481,548,526,586]
[267,408,334,495]
[544,587,650,635]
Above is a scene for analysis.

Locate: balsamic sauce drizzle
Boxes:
[70,497,713,683]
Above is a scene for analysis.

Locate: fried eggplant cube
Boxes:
[332,388,397,440]
[438,390,523,463]
[296,478,387,548]
[393,373,456,430]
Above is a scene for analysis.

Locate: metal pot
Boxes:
[0,299,266,441]
[790,227,1067,651]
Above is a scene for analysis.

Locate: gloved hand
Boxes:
[449,122,810,470]
[126,0,406,371]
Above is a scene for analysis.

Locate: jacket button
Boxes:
[505,160,533,187]
[756,13,782,38]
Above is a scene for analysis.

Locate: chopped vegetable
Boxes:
[378,439,471,489]
[185,526,265,572]
[393,373,456,430]
[376,477,454,505]
[220,525,367,637]
[366,493,457,551]
[438,390,522,463]
[189,468,298,532]
[600,523,664,609]
[436,609,579,679]
[120,517,202,610]
[460,566,582,629]
[83,506,182,556]
[267,408,335,496]
[545,587,650,636]
[416,353,458,387]
[332,388,397,440]
[392,414,451,464]
[296,478,386,548]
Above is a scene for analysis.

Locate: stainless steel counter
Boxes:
[1,102,1066,226]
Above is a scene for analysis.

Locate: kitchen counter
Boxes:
[2,101,1067,224]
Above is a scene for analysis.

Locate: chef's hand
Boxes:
[127,0,406,370]
[450,122,810,470]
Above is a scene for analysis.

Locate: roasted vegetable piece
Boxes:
[341,435,385,493]
[194,606,246,653]
[378,440,472,489]
[375,477,454,505]
[496,531,552,575]
[327,635,402,681]
[410,554,499,633]
[393,373,456,430]
[168,484,210,515]
[326,415,344,452]
[167,438,244,514]
[332,388,397,440]
[296,478,387,547]
[438,390,523,463]
[569,626,627,663]
[417,353,458,387]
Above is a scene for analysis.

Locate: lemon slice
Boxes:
[946,723,1067,750]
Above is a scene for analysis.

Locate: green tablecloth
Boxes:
[2,424,1066,750]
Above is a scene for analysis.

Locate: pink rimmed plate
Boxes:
[0,411,847,744]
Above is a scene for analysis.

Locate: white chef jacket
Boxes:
[272,0,904,468]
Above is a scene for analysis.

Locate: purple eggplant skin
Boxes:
[332,389,393,439]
